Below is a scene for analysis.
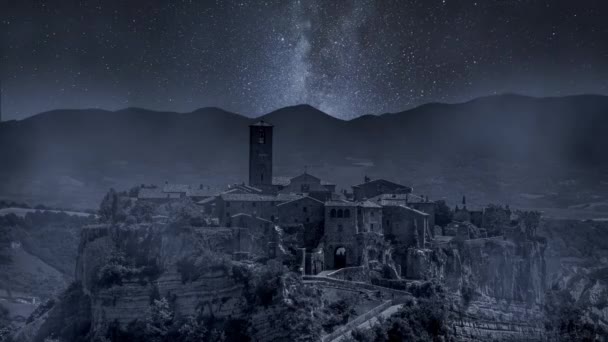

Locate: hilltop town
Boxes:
[5,120,607,342]
[128,120,536,279]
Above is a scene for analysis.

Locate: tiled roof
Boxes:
[370,193,410,201]
[228,184,263,193]
[221,193,277,202]
[357,200,382,208]
[275,193,304,202]
[276,195,324,207]
[197,197,217,205]
[291,172,321,182]
[231,213,274,223]
[163,183,190,193]
[400,205,429,216]
[325,200,356,207]
[374,199,408,207]
[274,174,335,188]
[272,176,291,186]
[352,178,411,190]
[186,187,219,197]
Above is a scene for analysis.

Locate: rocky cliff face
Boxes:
[15,221,309,342]
[79,224,259,338]
[539,219,608,338]
[405,234,548,341]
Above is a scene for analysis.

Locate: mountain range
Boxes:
[1,94,608,213]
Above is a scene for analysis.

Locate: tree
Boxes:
[434,200,453,228]
[145,298,174,342]
[482,204,510,237]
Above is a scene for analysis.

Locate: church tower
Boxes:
[249,120,273,188]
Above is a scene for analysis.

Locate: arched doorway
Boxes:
[334,247,347,269]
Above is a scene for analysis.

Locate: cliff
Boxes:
[405,234,548,341]
[15,221,322,342]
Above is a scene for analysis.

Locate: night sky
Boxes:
[2,0,608,120]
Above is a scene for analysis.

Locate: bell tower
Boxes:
[249,120,273,188]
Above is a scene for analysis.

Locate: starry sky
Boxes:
[1,0,608,120]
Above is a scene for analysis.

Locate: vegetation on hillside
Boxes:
[347,282,453,342]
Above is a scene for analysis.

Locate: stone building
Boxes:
[249,121,274,190]
[230,213,274,231]
[277,172,336,201]
[217,193,280,226]
[276,195,325,226]
[322,200,386,269]
[380,204,430,248]
[352,178,413,201]
[323,201,359,269]
[356,200,383,234]
[370,193,436,231]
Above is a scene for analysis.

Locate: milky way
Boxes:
[2,0,608,119]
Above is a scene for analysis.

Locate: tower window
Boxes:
[259,129,265,144]
[330,209,336,218]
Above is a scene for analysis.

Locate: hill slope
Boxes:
[1,94,608,213]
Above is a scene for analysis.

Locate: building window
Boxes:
[330,209,336,218]
[370,223,374,230]
[338,224,343,232]
[386,219,390,226]
[303,206,307,213]
[344,209,350,218]
[252,202,257,207]
[371,211,375,217]
[259,129,265,144]
[226,202,231,207]
[337,209,343,218]
[301,184,310,192]
[306,218,310,223]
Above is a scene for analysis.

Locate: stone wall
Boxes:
[449,295,546,341]
[277,196,324,226]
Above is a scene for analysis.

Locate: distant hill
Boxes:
[1,94,608,213]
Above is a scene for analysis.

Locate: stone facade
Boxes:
[217,193,279,225]
[382,205,429,248]
[276,196,324,226]
[356,201,383,234]
[249,121,273,188]
[323,201,358,269]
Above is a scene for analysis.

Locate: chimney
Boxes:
[364,175,371,183]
